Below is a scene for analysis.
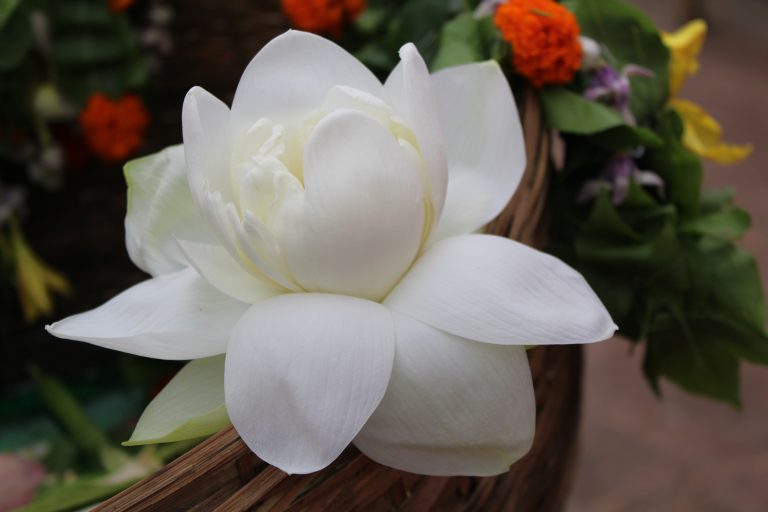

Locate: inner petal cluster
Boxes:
[209,86,432,301]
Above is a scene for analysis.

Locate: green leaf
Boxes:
[591,124,664,150]
[123,52,148,88]
[432,13,485,71]
[577,264,636,323]
[692,316,768,366]
[0,0,31,71]
[645,316,741,406]
[124,356,230,446]
[0,0,20,28]
[642,109,703,216]
[541,88,664,150]
[576,191,686,288]
[681,208,750,240]
[580,189,647,238]
[354,42,397,73]
[623,177,659,208]
[48,0,113,26]
[386,0,460,63]
[49,8,145,102]
[540,87,626,134]
[354,5,388,34]
[57,65,127,105]
[572,0,669,123]
[30,366,111,456]
[52,33,131,66]
[430,13,502,71]
[700,187,735,214]
[688,241,766,329]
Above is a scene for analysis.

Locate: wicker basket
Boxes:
[93,2,583,510]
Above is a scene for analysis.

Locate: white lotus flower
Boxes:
[46,31,615,476]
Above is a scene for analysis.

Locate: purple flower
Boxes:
[584,64,653,125]
[578,153,664,205]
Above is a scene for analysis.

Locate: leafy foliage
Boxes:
[47,0,146,105]
[0,0,146,128]
[545,0,767,405]
[432,13,504,71]
[570,0,670,123]
[550,108,767,405]
[345,0,464,77]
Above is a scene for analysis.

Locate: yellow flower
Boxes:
[670,98,753,165]
[9,220,71,323]
[663,19,707,98]
[662,20,752,164]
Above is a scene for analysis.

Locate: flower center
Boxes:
[210,85,431,297]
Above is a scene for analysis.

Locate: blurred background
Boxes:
[570,0,768,510]
[0,0,765,511]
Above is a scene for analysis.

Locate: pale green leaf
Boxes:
[124,145,214,276]
[124,355,230,445]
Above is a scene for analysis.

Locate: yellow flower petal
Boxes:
[662,19,707,96]
[10,221,71,323]
[671,98,753,165]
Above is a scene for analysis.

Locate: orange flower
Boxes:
[80,93,149,163]
[109,0,134,12]
[282,0,365,38]
[494,0,582,87]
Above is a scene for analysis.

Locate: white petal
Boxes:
[385,43,448,219]
[125,355,229,445]
[124,145,215,276]
[280,109,425,301]
[430,62,525,241]
[386,234,616,345]
[231,30,383,131]
[225,293,394,474]
[176,239,283,304]
[355,314,534,476]
[182,87,300,291]
[182,86,233,206]
[46,268,248,359]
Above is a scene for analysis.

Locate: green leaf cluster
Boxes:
[540,0,669,148]
[47,0,146,105]
[542,0,767,405]
[343,0,475,77]
[570,0,669,123]
[550,108,766,406]
[431,13,504,71]
[0,0,147,137]
[540,87,663,150]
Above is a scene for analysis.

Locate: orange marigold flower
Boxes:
[494,0,582,88]
[79,93,149,163]
[282,0,365,38]
[109,0,134,12]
